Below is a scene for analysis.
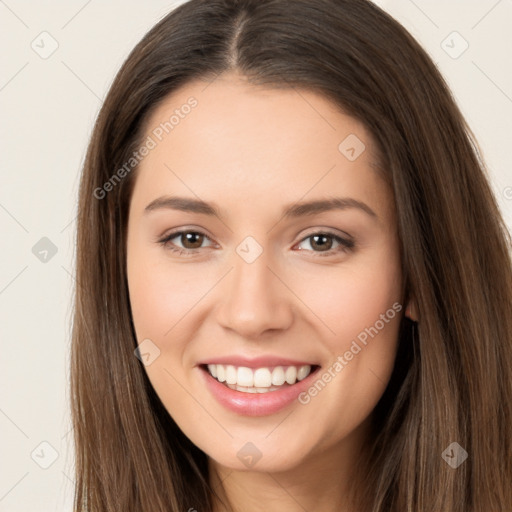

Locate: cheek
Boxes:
[126,253,200,413]
[291,245,403,432]
[127,250,204,342]
[127,262,170,341]
[294,246,402,350]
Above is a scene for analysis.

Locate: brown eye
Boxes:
[296,231,355,257]
[159,230,214,255]
[179,232,205,249]
[309,234,334,251]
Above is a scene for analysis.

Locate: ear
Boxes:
[405,295,418,322]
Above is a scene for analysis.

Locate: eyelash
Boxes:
[157,229,355,258]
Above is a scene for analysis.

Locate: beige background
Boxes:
[0,1,510,510]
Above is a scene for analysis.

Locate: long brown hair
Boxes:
[70,0,512,510]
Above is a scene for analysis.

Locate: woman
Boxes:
[70,0,512,510]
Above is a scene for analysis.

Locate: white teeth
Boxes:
[216,365,226,383]
[207,364,217,378]
[271,366,285,386]
[226,383,283,393]
[253,368,272,387]
[206,363,314,389]
[285,366,297,384]
[237,367,253,387]
[225,365,237,385]
[297,365,311,381]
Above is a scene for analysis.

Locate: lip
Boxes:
[197,355,318,369]
[198,364,321,416]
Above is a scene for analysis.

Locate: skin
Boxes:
[126,70,415,511]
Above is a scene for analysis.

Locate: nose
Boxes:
[215,248,294,339]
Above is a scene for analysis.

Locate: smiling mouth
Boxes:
[201,363,321,394]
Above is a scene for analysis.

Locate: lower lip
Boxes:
[199,365,320,416]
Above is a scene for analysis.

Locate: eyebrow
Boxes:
[144,195,377,220]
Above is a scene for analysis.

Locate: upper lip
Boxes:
[197,355,319,369]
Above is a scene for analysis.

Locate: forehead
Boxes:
[130,72,392,222]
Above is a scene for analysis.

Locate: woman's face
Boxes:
[126,71,404,473]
